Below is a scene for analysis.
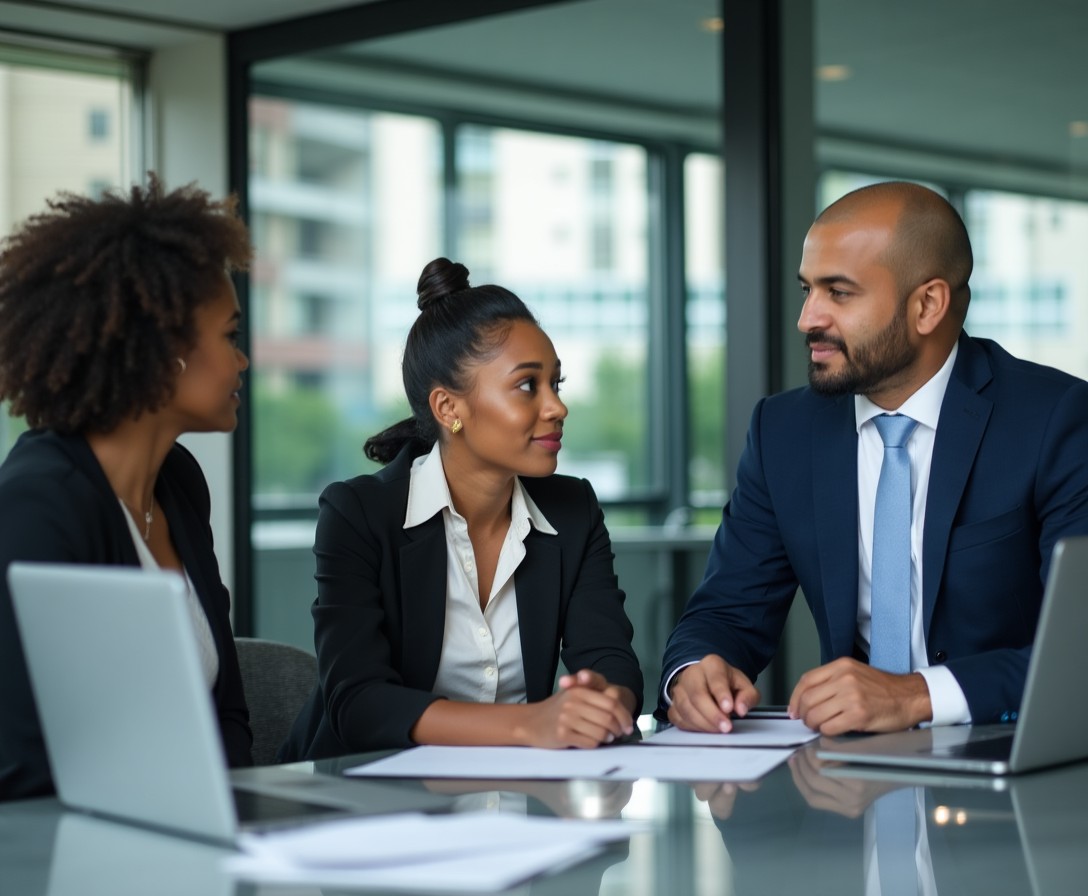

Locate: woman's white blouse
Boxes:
[404,444,558,705]
[120,499,219,689]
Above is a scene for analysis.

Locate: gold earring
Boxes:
[450,419,463,434]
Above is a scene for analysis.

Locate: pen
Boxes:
[735,705,791,720]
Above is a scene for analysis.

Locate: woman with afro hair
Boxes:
[0,175,254,801]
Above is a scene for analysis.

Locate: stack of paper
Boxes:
[225,811,639,891]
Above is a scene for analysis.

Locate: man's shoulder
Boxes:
[964,334,1088,398]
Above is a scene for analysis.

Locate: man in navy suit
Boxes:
[660,181,1088,735]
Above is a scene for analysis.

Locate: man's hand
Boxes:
[788,658,932,734]
[666,655,761,733]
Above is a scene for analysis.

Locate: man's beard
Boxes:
[806,307,917,397]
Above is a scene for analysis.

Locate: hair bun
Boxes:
[417,257,470,311]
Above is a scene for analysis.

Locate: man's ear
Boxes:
[913,278,952,336]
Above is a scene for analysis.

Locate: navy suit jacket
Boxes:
[280,446,643,761]
[660,333,1088,723]
[0,430,252,802]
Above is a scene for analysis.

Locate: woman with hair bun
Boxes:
[0,175,254,801]
[281,258,643,759]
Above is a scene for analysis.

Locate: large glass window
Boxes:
[963,191,1088,379]
[246,97,728,642]
[242,0,724,651]
[685,152,726,513]
[455,125,651,501]
[248,97,441,638]
[815,0,1088,381]
[819,172,1088,385]
[0,41,138,460]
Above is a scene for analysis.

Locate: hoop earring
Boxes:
[176,357,187,374]
[450,419,463,434]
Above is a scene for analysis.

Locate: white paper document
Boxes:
[347,742,792,783]
[226,811,637,892]
[596,745,793,781]
[346,745,623,780]
[645,718,819,748]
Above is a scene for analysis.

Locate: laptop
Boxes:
[816,534,1088,775]
[8,562,448,845]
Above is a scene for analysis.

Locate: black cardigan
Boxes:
[280,446,643,761]
[0,430,252,802]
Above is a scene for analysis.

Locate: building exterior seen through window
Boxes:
[0,46,134,460]
[820,172,1088,384]
[248,98,689,517]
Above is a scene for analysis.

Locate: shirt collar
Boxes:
[854,340,959,434]
[404,441,557,536]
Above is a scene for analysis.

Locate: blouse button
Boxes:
[485,666,495,677]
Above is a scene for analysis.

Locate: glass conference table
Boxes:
[2,735,1086,896]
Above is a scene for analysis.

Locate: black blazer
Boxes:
[0,430,252,802]
[280,446,643,761]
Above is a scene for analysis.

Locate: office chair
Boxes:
[234,637,317,765]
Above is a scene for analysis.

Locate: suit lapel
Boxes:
[922,336,993,632]
[399,515,449,691]
[812,395,862,659]
[514,533,561,702]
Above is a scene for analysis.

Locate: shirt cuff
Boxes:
[917,664,972,726]
[660,661,699,707]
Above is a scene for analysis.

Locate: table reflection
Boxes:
[684,743,1088,896]
[2,744,1084,896]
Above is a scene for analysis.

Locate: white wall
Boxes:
[148,36,238,594]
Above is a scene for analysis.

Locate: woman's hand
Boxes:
[517,670,635,749]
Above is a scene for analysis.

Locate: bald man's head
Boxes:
[816,182,973,322]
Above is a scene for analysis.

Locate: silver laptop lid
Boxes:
[1008,534,1088,772]
[8,562,238,843]
[815,534,1088,775]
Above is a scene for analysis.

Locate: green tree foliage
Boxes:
[561,346,726,499]
[687,346,726,493]
[561,351,647,486]
[253,384,346,495]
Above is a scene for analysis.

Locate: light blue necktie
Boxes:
[870,414,917,675]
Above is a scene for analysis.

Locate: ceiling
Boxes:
[4,0,1088,181]
[3,0,368,34]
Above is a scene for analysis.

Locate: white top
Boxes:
[119,500,219,689]
[854,342,970,725]
[404,443,557,705]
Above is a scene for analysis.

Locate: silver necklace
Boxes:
[124,498,154,541]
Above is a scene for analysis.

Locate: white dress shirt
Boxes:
[120,500,219,689]
[855,342,970,726]
[404,443,557,705]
